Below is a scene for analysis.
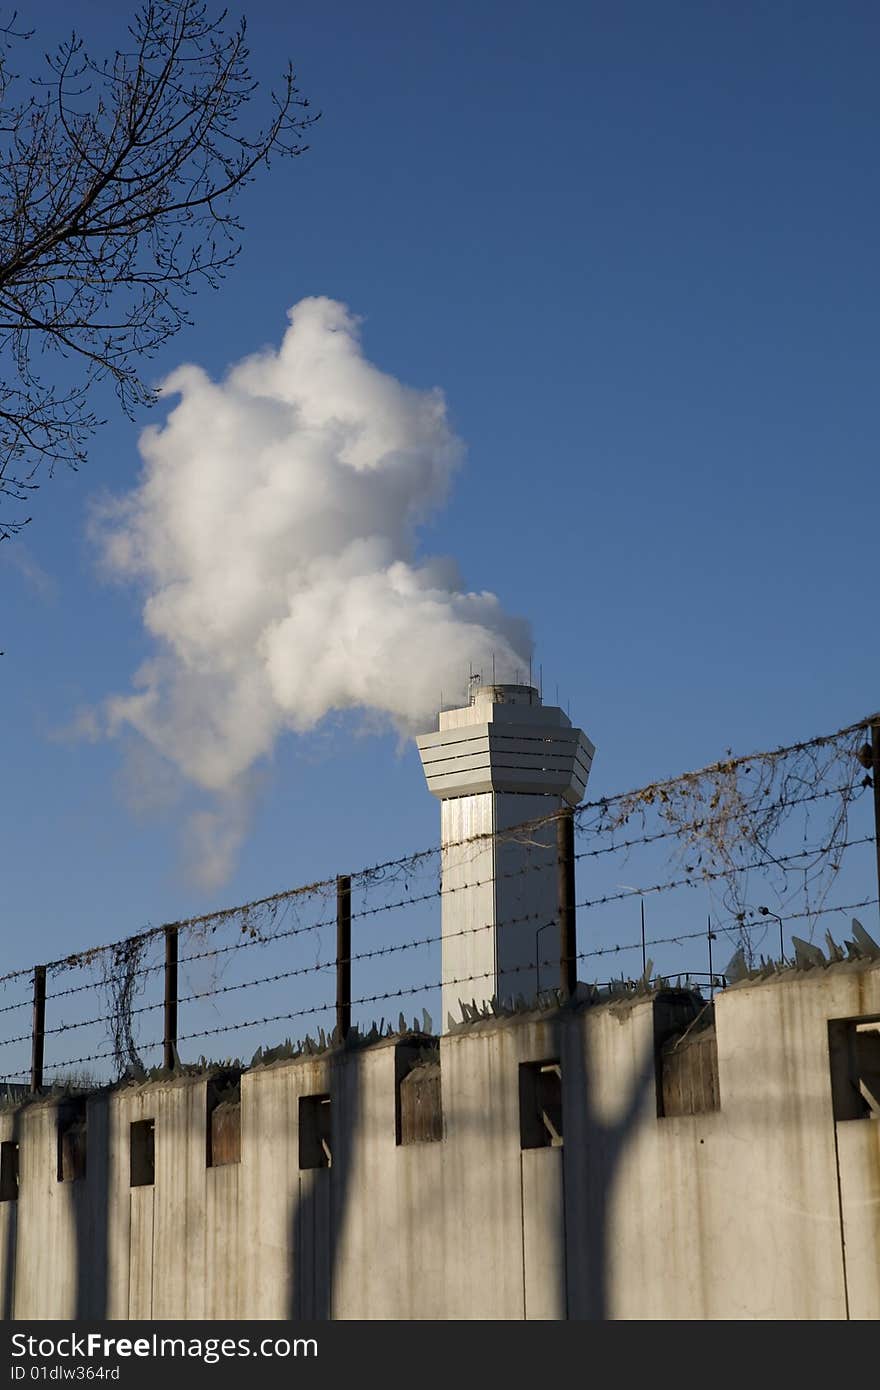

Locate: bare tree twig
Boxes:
[0,0,316,539]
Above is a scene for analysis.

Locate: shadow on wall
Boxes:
[284,999,662,1322]
[72,1092,110,1319]
[2,1105,22,1320]
[2,1093,111,1321]
[3,997,672,1322]
[561,1005,658,1321]
[289,1047,359,1320]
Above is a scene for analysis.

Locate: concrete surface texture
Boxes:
[1,957,879,1320]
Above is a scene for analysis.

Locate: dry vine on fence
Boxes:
[575,716,873,957]
[100,936,150,1079]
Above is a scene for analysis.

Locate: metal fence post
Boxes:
[164,926,178,1071]
[557,809,576,1000]
[867,722,873,917]
[337,874,352,1042]
[31,965,46,1092]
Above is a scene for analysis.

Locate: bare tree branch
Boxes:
[0,1,316,540]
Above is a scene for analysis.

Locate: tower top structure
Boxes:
[417,682,594,805]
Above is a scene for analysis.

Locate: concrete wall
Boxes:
[2,959,879,1321]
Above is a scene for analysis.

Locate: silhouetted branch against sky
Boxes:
[0,0,316,539]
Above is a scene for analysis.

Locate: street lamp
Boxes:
[758,906,786,964]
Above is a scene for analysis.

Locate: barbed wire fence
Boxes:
[1,711,878,1093]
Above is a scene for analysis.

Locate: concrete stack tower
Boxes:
[417,683,595,1027]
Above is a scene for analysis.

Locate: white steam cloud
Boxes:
[94,297,531,881]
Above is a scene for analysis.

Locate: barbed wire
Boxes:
[0,995,32,1018]
[573,780,864,861]
[26,791,874,1006]
[1,832,872,1059]
[574,836,874,911]
[5,888,877,1082]
[712,895,879,938]
[1,710,875,1086]
[23,817,867,1017]
[2,711,874,992]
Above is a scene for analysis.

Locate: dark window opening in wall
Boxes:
[206,1075,241,1167]
[829,1016,880,1121]
[130,1119,155,1187]
[399,1064,443,1145]
[654,991,719,1118]
[519,1060,563,1149]
[396,1039,442,1145]
[0,1141,19,1201]
[57,1100,87,1182]
[658,1024,720,1117]
[299,1094,331,1170]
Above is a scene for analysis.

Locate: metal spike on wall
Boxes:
[723,948,749,984]
[792,937,826,969]
[825,933,844,963]
[851,918,880,957]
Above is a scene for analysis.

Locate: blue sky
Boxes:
[1,0,878,1014]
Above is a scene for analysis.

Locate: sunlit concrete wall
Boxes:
[1,959,878,1321]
